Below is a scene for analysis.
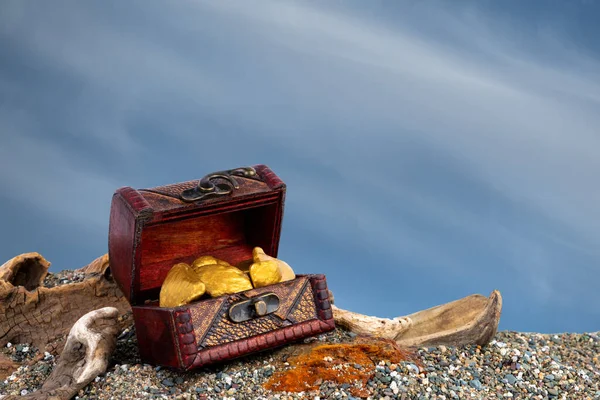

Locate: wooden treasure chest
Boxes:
[108,165,335,370]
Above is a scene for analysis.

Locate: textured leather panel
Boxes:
[203,313,281,347]
[188,298,227,346]
[243,277,308,320]
[190,319,336,370]
[194,277,317,348]
[288,285,319,324]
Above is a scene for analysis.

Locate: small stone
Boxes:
[405,363,420,374]
[469,379,483,390]
[6,342,12,348]
[551,336,561,344]
[162,378,175,387]
[504,374,517,385]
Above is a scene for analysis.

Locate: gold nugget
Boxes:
[249,259,282,288]
[159,263,206,308]
[194,263,253,298]
[191,255,232,270]
[252,247,296,282]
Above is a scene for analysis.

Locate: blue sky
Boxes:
[1,0,599,333]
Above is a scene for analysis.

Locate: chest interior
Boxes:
[137,202,281,304]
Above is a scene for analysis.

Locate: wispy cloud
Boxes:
[192,0,600,246]
[0,109,118,227]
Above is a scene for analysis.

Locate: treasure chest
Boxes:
[108,165,335,370]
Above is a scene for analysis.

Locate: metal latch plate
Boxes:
[228,293,280,323]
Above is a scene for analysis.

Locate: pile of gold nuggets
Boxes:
[159,247,296,308]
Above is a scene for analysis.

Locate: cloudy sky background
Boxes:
[1,0,599,333]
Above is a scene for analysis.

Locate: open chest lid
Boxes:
[108,165,286,305]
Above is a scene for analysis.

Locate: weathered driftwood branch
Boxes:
[0,253,131,354]
[0,353,18,381]
[332,290,502,348]
[3,307,120,400]
[332,305,413,339]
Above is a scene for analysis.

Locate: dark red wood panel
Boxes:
[108,192,138,301]
[140,212,247,266]
[132,306,180,368]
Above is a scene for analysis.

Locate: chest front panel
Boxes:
[188,276,317,348]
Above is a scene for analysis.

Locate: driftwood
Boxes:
[3,307,120,400]
[0,252,502,399]
[0,353,18,381]
[0,253,131,354]
[332,290,502,348]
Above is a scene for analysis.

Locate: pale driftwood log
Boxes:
[333,290,502,348]
[331,304,413,339]
[3,307,120,400]
[0,253,131,354]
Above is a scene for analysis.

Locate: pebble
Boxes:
[504,373,517,384]
[161,378,175,387]
[469,378,483,390]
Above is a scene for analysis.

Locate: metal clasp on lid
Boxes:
[228,293,280,323]
[180,166,260,202]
